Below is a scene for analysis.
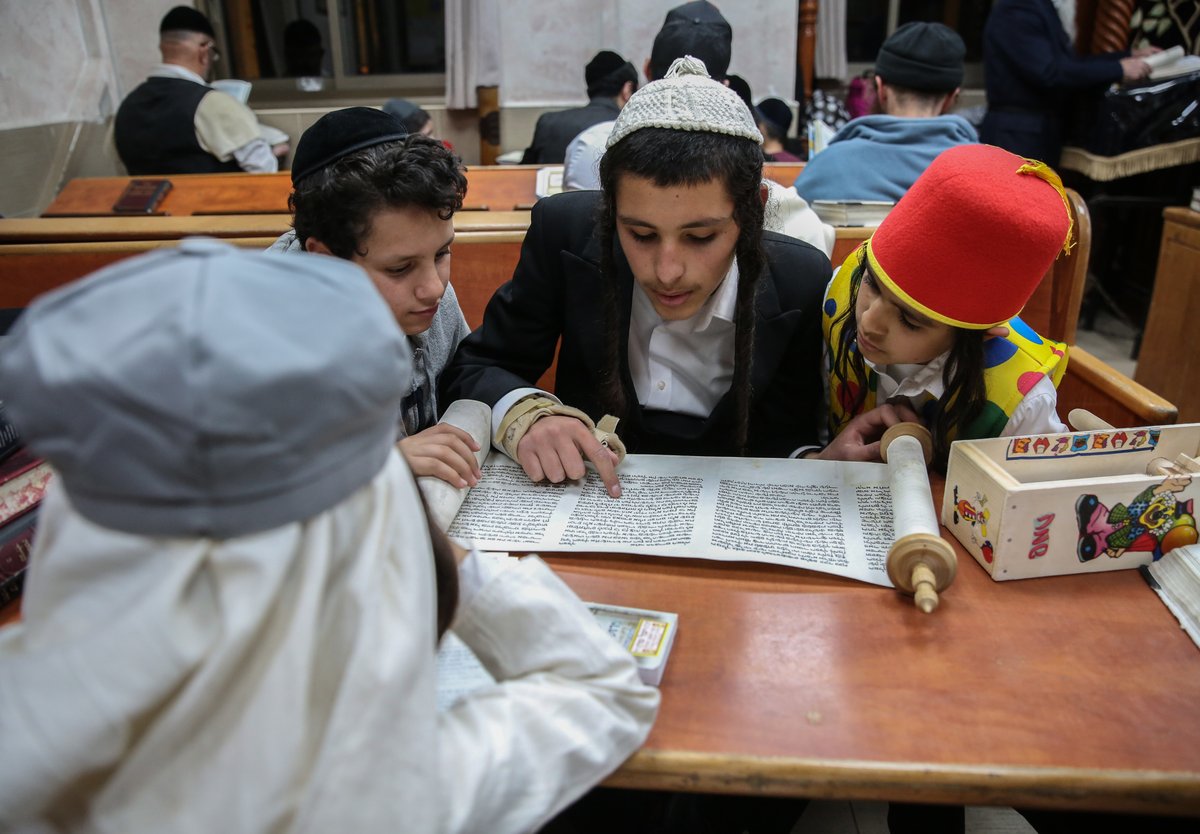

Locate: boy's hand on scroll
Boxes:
[517,415,623,498]
[818,402,922,462]
[399,423,482,488]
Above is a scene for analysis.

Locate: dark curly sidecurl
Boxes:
[290,134,467,259]
[597,127,766,454]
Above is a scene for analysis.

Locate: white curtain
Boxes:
[445,0,502,109]
[815,0,848,82]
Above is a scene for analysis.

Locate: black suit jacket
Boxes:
[980,0,1124,164]
[441,190,832,458]
[520,98,621,165]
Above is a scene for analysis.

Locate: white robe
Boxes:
[0,452,658,833]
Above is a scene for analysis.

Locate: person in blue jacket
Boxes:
[794,22,977,203]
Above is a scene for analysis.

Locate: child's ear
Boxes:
[304,237,333,256]
[983,325,1010,341]
[760,182,769,206]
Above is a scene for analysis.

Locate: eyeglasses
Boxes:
[200,39,220,63]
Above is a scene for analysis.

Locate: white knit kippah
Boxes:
[606,55,763,149]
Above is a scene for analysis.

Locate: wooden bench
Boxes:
[3,197,1173,429]
[0,212,531,245]
[0,233,522,320]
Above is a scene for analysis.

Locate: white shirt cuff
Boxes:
[490,388,560,453]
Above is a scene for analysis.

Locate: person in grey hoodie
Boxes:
[794,22,978,204]
[270,107,479,489]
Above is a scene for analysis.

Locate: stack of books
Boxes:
[1,401,51,608]
[1145,544,1200,649]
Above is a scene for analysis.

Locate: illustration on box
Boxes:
[942,423,1200,581]
[1075,474,1195,563]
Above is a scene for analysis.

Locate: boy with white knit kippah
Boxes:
[443,57,915,503]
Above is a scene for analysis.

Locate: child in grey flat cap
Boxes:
[443,57,911,500]
[0,241,657,834]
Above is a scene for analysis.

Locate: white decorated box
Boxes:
[942,423,1200,580]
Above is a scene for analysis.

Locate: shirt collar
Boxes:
[867,349,949,401]
[150,63,208,86]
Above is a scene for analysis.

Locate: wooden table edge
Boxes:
[605,750,1200,815]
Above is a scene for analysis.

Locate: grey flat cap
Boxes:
[0,238,410,538]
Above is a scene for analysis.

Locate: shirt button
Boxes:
[657,380,666,391]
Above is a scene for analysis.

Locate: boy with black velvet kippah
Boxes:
[270,106,482,490]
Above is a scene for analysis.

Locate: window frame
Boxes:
[203,0,446,104]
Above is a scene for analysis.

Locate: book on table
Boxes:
[437,589,678,704]
[810,199,894,227]
[1,447,53,528]
[1144,543,1200,649]
[0,506,38,609]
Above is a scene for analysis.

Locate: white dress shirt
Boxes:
[870,350,1068,437]
[492,259,739,446]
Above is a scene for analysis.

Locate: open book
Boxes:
[1144,544,1200,649]
[419,401,897,587]
[1144,46,1200,81]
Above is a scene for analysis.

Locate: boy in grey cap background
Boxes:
[793,21,978,203]
[0,241,658,833]
[271,107,482,492]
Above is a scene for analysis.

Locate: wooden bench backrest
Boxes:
[0,233,523,314]
[0,212,531,245]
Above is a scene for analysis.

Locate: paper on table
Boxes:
[447,453,895,586]
[417,399,492,531]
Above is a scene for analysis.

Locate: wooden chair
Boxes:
[1022,188,1178,427]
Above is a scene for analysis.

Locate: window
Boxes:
[207,0,444,96]
[846,0,993,86]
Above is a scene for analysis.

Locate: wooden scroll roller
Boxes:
[881,423,958,613]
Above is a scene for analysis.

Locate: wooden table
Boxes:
[43,164,807,218]
[541,478,1200,816]
[2,478,1196,814]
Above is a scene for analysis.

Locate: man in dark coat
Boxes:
[980,0,1154,165]
[519,50,637,165]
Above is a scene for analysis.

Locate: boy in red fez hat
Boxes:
[823,143,1073,465]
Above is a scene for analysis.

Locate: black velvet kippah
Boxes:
[160,6,216,37]
[291,107,408,184]
[586,51,629,87]
[664,1,730,31]
[756,97,793,136]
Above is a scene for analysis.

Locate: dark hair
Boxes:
[290,134,466,259]
[829,253,986,469]
[597,127,765,454]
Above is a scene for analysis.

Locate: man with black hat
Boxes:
[645,0,733,83]
[794,21,978,203]
[520,50,638,165]
[115,6,283,175]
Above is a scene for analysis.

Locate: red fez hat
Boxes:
[866,144,1074,329]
